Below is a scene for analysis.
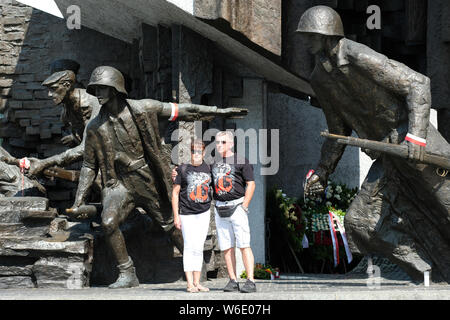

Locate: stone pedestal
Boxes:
[0,197,93,289]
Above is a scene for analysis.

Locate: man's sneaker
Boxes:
[240,279,256,293]
[223,279,239,292]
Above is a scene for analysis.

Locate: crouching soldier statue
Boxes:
[71,66,248,288]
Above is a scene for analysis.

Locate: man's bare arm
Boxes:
[242,181,256,210]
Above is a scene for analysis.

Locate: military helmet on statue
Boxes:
[296,5,344,37]
[87,66,128,96]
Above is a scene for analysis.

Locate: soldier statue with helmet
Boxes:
[70,66,248,288]
[297,6,450,282]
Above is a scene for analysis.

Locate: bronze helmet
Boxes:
[86,66,128,96]
[295,5,344,37]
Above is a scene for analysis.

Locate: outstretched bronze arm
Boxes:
[160,102,248,121]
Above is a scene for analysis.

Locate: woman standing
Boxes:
[172,140,212,293]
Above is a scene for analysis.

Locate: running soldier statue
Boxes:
[71,66,248,288]
[298,6,450,282]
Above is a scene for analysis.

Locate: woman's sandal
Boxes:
[196,284,210,292]
[187,286,199,293]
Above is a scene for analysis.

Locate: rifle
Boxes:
[320,132,450,171]
[0,156,80,182]
[43,167,80,182]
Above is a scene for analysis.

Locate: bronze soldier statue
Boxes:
[298,6,450,282]
[71,66,247,288]
[27,60,100,176]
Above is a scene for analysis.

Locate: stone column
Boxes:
[228,78,267,276]
[171,25,213,162]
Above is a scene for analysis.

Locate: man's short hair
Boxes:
[42,70,76,87]
[215,131,234,141]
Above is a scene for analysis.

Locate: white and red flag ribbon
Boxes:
[19,157,30,196]
[405,133,426,147]
[169,103,179,121]
[333,212,353,264]
[328,211,340,267]
[328,210,353,267]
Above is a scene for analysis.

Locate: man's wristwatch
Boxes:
[241,205,249,213]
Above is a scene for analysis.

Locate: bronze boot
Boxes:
[109,257,139,289]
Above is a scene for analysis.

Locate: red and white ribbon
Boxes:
[169,103,179,121]
[328,211,353,267]
[328,211,340,267]
[19,157,30,196]
[303,169,315,202]
[333,212,353,264]
[405,133,426,147]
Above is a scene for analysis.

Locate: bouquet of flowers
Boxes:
[299,180,358,265]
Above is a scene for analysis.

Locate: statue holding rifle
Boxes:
[298,6,450,282]
[71,66,247,288]
[26,59,101,177]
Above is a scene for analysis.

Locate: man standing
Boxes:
[71,66,247,288]
[28,59,100,175]
[213,131,256,293]
[298,6,450,281]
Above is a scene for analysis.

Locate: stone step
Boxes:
[0,265,33,276]
[0,276,35,289]
[0,209,57,224]
[33,258,89,289]
[0,223,49,238]
[0,197,48,212]
[0,238,91,256]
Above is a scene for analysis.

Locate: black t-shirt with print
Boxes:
[212,154,254,202]
[174,162,212,215]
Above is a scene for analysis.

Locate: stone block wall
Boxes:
[0,0,134,210]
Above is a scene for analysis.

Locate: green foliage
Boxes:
[267,188,307,252]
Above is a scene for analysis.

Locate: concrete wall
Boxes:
[194,0,282,56]
[427,0,450,141]
[266,91,373,198]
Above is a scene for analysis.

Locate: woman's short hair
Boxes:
[190,139,205,151]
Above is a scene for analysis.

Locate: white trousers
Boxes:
[180,209,210,272]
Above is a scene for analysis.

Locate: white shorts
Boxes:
[214,198,251,250]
